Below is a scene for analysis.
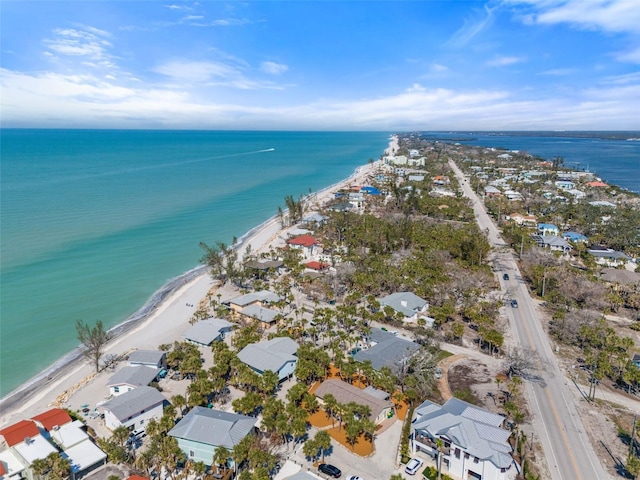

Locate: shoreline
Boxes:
[0,147,388,427]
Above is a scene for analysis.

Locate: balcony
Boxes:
[414,434,451,455]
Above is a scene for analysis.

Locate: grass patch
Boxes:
[453,387,480,405]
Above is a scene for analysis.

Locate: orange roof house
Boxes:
[31,408,72,431]
[0,420,39,447]
[586,181,608,187]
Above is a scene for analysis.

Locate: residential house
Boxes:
[586,181,608,188]
[408,157,426,167]
[536,223,559,236]
[128,350,167,370]
[408,174,425,182]
[589,200,616,208]
[305,261,330,272]
[183,318,235,346]
[484,186,502,198]
[168,407,256,467]
[411,398,517,480]
[286,235,318,259]
[354,328,420,370]
[384,155,408,166]
[106,366,159,397]
[244,259,284,279]
[301,213,328,226]
[503,190,523,201]
[100,386,165,433]
[554,180,574,191]
[532,235,572,254]
[47,420,107,479]
[226,290,280,314]
[239,304,280,329]
[314,379,393,424]
[508,213,537,227]
[567,189,586,199]
[31,408,72,432]
[360,186,381,195]
[237,337,299,381]
[378,292,429,323]
[0,420,58,480]
[588,247,632,267]
[562,232,588,244]
[348,191,365,209]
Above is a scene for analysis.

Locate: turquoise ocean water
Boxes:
[0,130,388,397]
[1,130,638,398]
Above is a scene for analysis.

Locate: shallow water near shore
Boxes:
[0,130,389,397]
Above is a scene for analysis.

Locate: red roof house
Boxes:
[306,261,330,271]
[0,420,39,447]
[31,408,72,431]
[287,235,317,247]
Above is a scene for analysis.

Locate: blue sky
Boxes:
[1,1,639,130]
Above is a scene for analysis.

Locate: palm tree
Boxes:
[172,394,187,418]
[212,446,231,473]
[315,430,332,462]
[323,393,338,427]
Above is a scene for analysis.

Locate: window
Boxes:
[454,448,461,459]
[465,453,470,459]
[189,450,194,458]
[114,386,119,393]
[473,457,479,464]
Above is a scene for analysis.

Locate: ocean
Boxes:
[1,129,638,399]
[0,130,389,397]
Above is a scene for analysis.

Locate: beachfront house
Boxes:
[100,386,165,433]
[239,304,280,329]
[168,407,256,468]
[237,337,298,381]
[354,328,420,371]
[562,232,588,244]
[314,379,393,425]
[225,290,280,314]
[410,398,517,480]
[47,420,107,479]
[128,350,167,370]
[183,318,235,347]
[286,234,319,259]
[378,292,429,323]
[0,420,58,480]
[106,366,160,397]
[31,408,72,433]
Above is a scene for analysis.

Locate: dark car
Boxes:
[318,463,342,478]
[503,273,510,280]
[511,299,518,308]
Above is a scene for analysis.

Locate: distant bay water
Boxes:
[0,130,388,397]
[422,131,640,194]
[1,129,638,398]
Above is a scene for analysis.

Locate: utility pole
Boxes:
[631,414,637,457]
[520,233,524,258]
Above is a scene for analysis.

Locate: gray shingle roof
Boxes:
[101,386,165,422]
[241,304,279,324]
[107,366,159,388]
[183,318,235,346]
[227,290,280,307]
[378,292,428,317]
[314,379,392,421]
[354,328,420,370]
[237,337,298,374]
[412,398,512,469]
[128,350,165,366]
[168,406,256,448]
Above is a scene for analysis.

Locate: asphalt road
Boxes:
[449,160,611,480]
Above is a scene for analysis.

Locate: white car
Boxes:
[347,477,364,480]
[404,458,424,475]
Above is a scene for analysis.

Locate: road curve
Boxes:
[449,160,611,480]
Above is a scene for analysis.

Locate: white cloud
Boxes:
[260,61,288,75]
[508,0,640,34]
[43,25,116,70]
[1,67,638,130]
[447,4,496,48]
[615,45,640,63]
[486,56,526,67]
[431,63,449,72]
[153,60,240,82]
[540,68,577,76]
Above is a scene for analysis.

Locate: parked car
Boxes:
[503,273,510,280]
[318,463,342,478]
[347,476,364,480]
[405,458,423,475]
[511,299,518,308]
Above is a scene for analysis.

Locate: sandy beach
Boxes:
[0,150,387,429]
